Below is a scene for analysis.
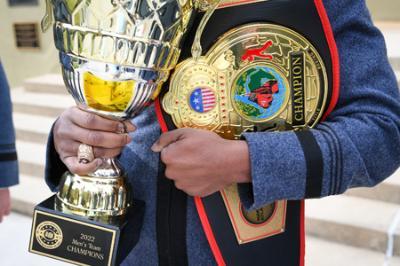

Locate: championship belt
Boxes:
[155,0,340,265]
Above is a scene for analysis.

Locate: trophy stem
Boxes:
[90,158,124,178]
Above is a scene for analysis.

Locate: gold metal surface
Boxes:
[221,186,286,244]
[42,0,200,121]
[163,23,328,244]
[35,221,63,250]
[43,0,194,71]
[83,72,134,113]
[56,171,129,218]
[163,23,328,137]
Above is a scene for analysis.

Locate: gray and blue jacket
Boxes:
[45,0,400,265]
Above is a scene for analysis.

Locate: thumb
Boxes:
[151,129,187,152]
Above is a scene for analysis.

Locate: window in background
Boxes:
[13,23,40,49]
[8,0,38,6]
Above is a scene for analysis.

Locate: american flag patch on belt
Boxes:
[189,87,216,113]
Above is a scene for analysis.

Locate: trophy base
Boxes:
[29,195,144,266]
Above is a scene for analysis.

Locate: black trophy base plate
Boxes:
[29,195,144,266]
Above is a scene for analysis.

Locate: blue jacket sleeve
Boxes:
[0,62,19,188]
[239,0,400,209]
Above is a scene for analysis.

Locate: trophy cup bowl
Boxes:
[29,1,196,265]
[55,52,170,219]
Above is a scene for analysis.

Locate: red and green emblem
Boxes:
[232,65,289,122]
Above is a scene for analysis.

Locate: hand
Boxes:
[0,188,11,223]
[152,128,251,197]
[53,107,136,175]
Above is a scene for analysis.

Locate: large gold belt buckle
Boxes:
[163,23,328,244]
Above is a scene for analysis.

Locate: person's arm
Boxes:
[237,0,400,209]
[0,63,18,189]
[0,62,19,222]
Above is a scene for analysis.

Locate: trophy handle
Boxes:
[41,0,53,32]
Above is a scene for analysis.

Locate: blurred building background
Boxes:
[0,0,58,88]
[0,1,399,266]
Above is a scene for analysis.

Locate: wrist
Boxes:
[225,140,251,184]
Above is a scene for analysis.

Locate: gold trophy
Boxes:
[29,0,201,265]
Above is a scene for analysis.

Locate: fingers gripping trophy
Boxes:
[28,0,205,265]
